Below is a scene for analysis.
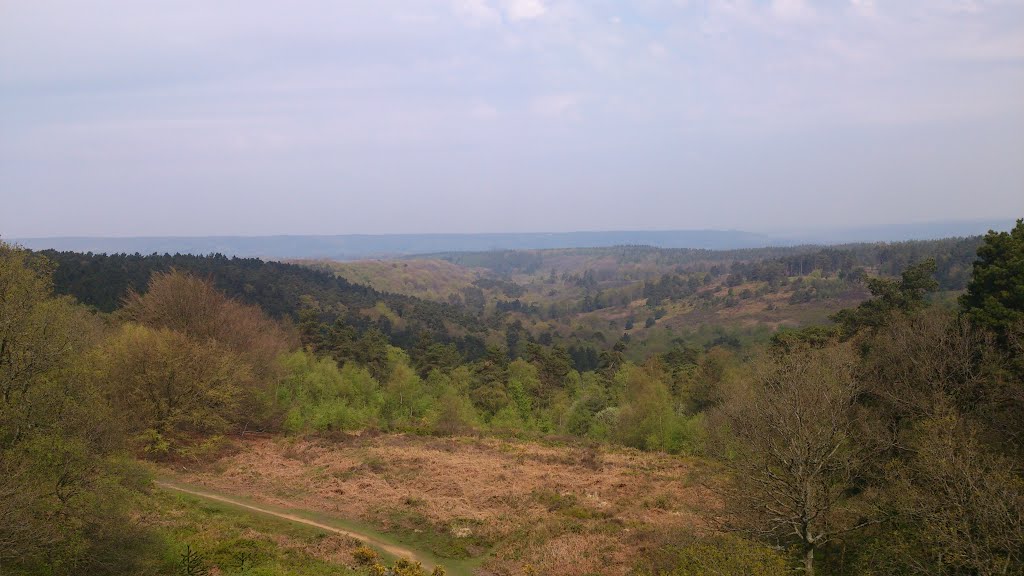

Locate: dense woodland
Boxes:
[2,224,1022,575]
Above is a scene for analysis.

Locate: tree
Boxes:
[0,243,145,574]
[869,413,1024,575]
[433,384,479,435]
[832,259,938,337]
[612,362,685,452]
[859,309,991,420]
[0,245,84,408]
[961,219,1024,343]
[470,346,510,417]
[120,270,290,385]
[380,347,430,428]
[851,308,1024,574]
[97,324,251,447]
[355,328,392,382]
[710,345,874,575]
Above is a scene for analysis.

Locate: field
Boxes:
[158,434,715,576]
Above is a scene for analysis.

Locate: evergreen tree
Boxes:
[961,219,1024,343]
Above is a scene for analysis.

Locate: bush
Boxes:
[352,545,379,565]
[277,351,383,434]
[639,535,788,576]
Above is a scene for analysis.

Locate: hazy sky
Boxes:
[2,0,1023,237]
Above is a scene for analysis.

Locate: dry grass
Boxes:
[164,434,717,575]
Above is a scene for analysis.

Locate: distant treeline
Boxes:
[39,250,486,354]
[432,237,983,291]
[722,236,982,290]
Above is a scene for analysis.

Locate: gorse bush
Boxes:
[366,558,446,576]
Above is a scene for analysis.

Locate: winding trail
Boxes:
[155,480,437,570]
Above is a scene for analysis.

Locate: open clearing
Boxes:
[159,434,716,575]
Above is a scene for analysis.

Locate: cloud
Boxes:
[1,0,1022,236]
[502,0,547,22]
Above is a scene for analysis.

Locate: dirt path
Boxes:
[155,480,437,570]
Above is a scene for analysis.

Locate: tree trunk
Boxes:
[804,545,815,576]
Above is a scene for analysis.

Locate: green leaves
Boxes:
[961,219,1024,341]
[832,258,939,337]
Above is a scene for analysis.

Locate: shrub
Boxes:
[352,545,379,565]
[640,535,788,576]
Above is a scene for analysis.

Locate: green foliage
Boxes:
[611,363,700,453]
[0,242,153,575]
[97,323,252,442]
[848,414,1024,575]
[40,249,485,360]
[639,535,789,576]
[768,324,841,355]
[961,218,1024,342]
[178,545,209,576]
[832,258,939,336]
[8,234,1022,576]
[277,350,382,433]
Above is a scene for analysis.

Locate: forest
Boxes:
[1,223,1022,576]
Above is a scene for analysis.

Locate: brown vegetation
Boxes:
[161,434,716,575]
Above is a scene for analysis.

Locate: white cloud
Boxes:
[502,0,547,22]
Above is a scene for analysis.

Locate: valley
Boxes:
[3,226,1021,576]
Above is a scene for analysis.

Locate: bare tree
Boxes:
[710,345,875,575]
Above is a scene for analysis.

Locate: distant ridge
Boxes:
[8,230,772,260]
[8,219,1015,260]
[778,219,1018,245]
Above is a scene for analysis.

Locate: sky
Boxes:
[1,0,1023,237]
